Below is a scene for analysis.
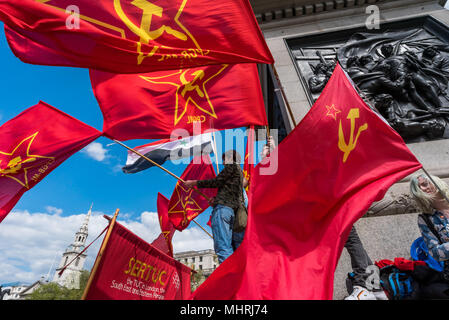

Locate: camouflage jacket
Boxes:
[418,211,449,262]
[197,163,243,210]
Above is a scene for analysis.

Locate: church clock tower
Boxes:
[53,204,92,289]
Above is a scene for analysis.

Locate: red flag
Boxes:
[0,101,101,223]
[91,63,267,140]
[243,126,255,193]
[151,193,176,257]
[190,64,422,300]
[85,216,192,300]
[0,0,273,73]
[168,155,217,231]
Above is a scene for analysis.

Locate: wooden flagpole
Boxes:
[192,220,213,238]
[81,208,119,300]
[112,139,212,202]
[112,139,214,239]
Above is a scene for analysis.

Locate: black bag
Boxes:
[379,265,420,300]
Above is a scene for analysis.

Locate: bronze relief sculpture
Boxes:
[306,27,449,143]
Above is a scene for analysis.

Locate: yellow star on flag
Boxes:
[325,104,341,121]
[40,0,203,65]
[0,132,54,189]
[159,216,172,240]
[140,64,228,125]
[168,182,204,227]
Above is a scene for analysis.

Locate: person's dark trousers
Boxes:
[232,231,245,251]
[345,226,375,291]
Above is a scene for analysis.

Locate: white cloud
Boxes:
[112,163,124,173]
[45,206,63,216]
[82,142,108,162]
[172,228,214,253]
[0,209,213,285]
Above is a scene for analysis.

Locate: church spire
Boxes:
[53,203,93,288]
[79,202,93,235]
[70,203,92,252]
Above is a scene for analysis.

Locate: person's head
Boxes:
[359,55,374,66]
[380,44,394,57]
[346,56,360,68]
[314,62,330,75]
[410,174,449,213]
[222,150,241,165]
[423,46,438,59]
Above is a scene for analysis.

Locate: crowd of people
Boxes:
[184,137,449,300]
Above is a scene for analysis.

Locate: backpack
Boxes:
[379,265,419,300]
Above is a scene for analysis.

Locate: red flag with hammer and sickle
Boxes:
[90,63,267,140]
[191,64,422,300]
[150,193,176,257]
[0,101,102,222]
[0,0,273,73]
[168,155,216,231]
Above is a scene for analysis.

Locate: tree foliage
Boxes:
[191,269,204,292]
[26,270,90,300]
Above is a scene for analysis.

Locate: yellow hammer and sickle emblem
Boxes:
[0,156,36,176]
[338,108,368,163]
[114,0,188,64]
[180,70,205,98]
[183,195,195,208]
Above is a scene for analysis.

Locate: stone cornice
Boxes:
[249,0,441,24]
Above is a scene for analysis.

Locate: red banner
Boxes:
[191,64,422,300]
[150,193,176,257]
[168,156,216,230]
[91,63,267,140]
[0,101,101,222]
[85,217,192,300]
[0,0,273,73]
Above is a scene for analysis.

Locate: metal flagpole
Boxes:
[81,208,119,300]
[45,253,58,282]
[212,130,220,174]
[209,119,220,174]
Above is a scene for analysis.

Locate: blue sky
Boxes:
[0,19,233,225]
[0,22,267,285]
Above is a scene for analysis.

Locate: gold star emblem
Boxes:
[168,182,203,227]
[39,0,203,65]
[140,64,228,125]
[325,104,341,121]
[159,216,172,240]
[0,132,55,189]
